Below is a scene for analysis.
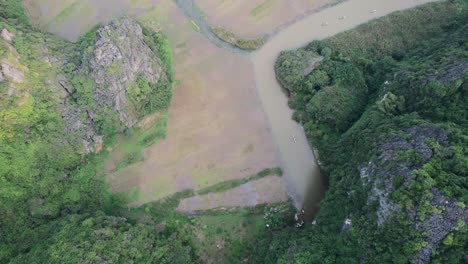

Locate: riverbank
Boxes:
[250,0,437,210]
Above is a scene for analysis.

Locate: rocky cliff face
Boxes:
[361,125,449,226]
[52,18,168,153]
[360,123,468,264]
[2,18,168,154]
[0,29,23,84]
[86,18,166,128]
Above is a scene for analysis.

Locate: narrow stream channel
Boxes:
[174,0,249,55]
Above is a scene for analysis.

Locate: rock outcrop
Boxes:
[360,124,467,263]
[54,18,168,153]
[412,189,468,264]
[362,125,449,226]
[1,28,14,43]
[86,18,166,128]
[0,28,24,84]
[0,61,24,83]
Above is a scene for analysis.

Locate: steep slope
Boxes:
[60,17,171,152]
[0,2,193,262]
[245,1,467,263]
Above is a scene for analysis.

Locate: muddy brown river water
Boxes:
[26,0,436,215]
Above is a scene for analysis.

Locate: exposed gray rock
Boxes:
[0,61,24,83]
[57,75,74,96]
[86,17,166,128]
[302,56,324,76]
[361,124,467,263]
[60,103,102,154]
[364,124,448,226]
[55,18,167,153]
[412,189,468,264]
[422,58,468,86]
[1,28,14,43]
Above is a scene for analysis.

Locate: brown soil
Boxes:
[107,2,281,206]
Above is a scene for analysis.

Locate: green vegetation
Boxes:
[112,114,167,172]
[142,27,174,81]
[190,20,201,32]
[0,2,193,262]
[250,0,276,19]
[242,1,467,263]
[2,0,467,263]
[197,167,282,195]
[59,23,173,136]
[0,0,30,26]
[138,113,167,146]
[211,26,265,50]
[127,74,172,115]
[8,212,193,263]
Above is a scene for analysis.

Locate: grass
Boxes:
[113,151,144,171]
[144,189,196,219]
[50,1,78,24]
[192,214,265,262]
[188,201,293,217]
[190,20,201,33]
[210,26,265,50]
[196,167,282,195]
[120,192,293,262]
[110,113,167,172]
[138,113,167,146]
[250,0,276,19]
[189,202,294,262]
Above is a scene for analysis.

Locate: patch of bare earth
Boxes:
[177,176,288,212]
[195,0,339,38]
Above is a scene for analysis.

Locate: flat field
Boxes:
[195,0,339,38]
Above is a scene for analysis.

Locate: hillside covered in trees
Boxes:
[0,1,197,263]
[243,1,467,263]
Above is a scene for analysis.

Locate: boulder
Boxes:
[0,61,24,83]
[1,28,14,43]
